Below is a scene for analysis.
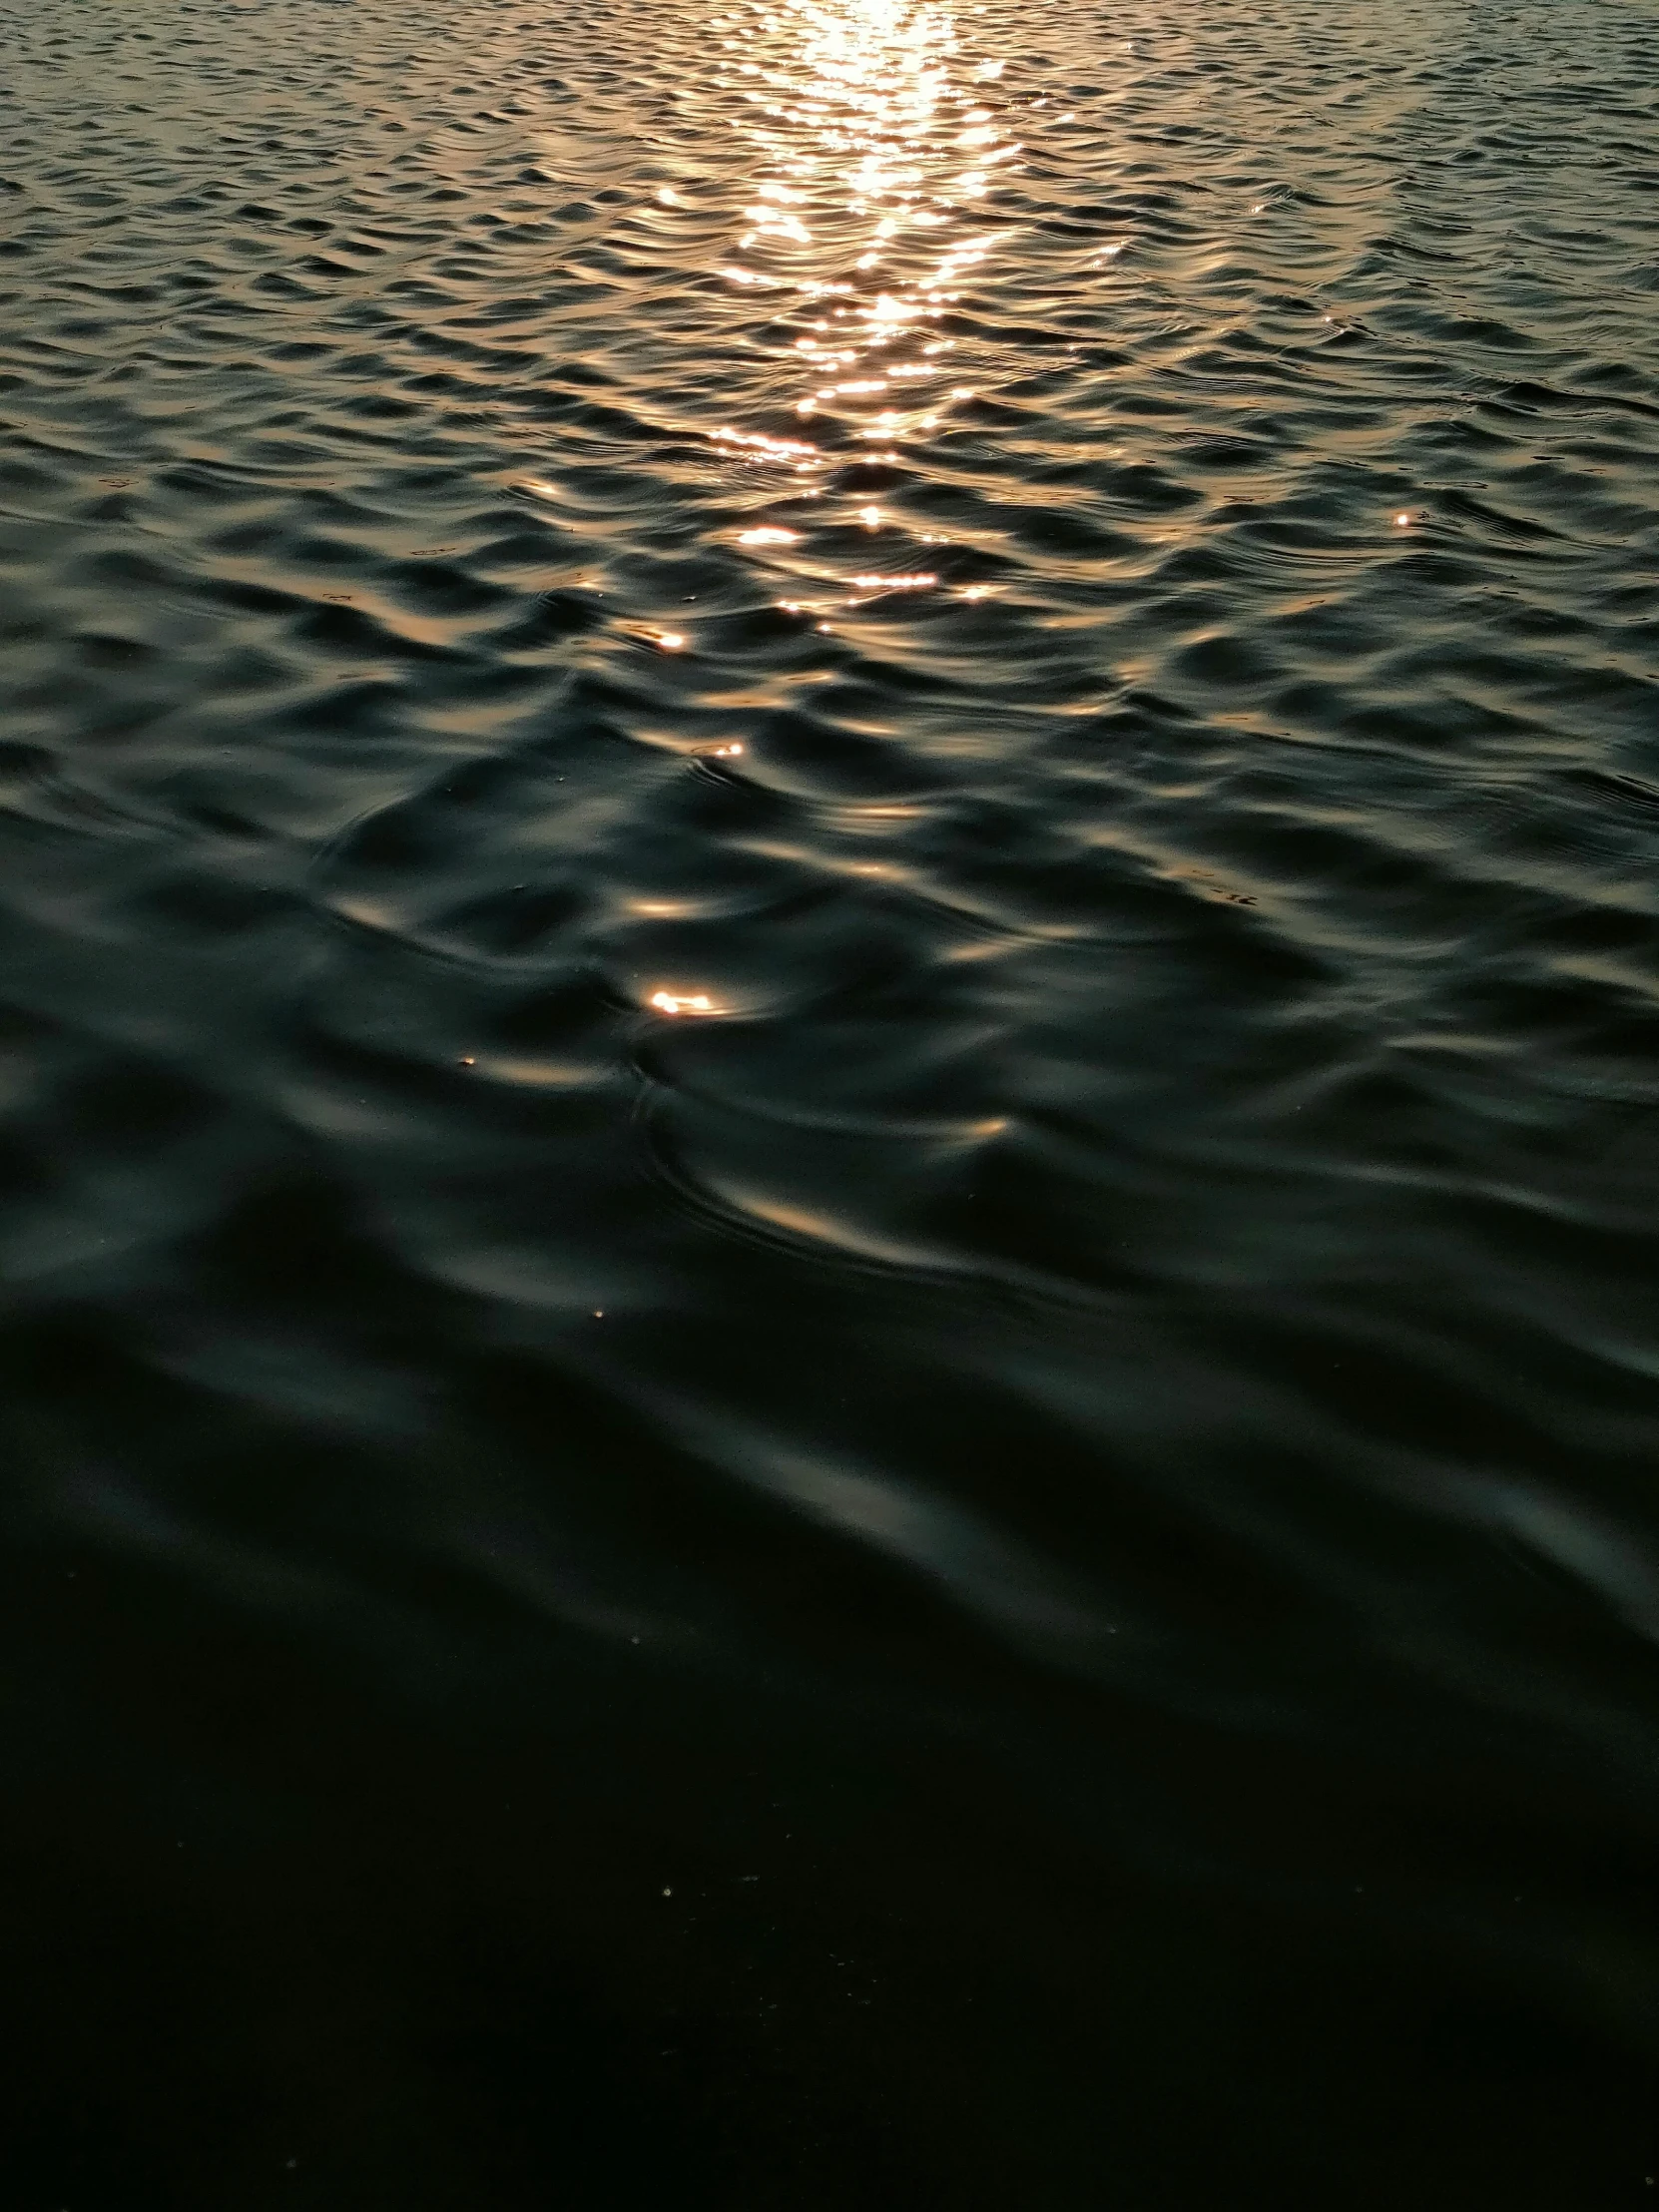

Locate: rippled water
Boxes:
[3,0,1658,2201]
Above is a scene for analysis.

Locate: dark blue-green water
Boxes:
[2,0,1658,2203]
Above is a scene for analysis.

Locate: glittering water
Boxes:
[3,0,1658,2202]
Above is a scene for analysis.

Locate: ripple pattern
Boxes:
[2,0,1659,2197]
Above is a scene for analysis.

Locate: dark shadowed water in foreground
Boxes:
[2,0,1658,2202]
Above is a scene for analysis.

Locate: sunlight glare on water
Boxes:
[692,0,1022,624]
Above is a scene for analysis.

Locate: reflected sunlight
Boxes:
[704,0,1021,621]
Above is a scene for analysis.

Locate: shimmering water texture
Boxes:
[2,0,1659,2204]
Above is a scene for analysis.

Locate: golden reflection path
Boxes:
[700,0,1023,627]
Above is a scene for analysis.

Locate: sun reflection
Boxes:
[706,0,1022,623]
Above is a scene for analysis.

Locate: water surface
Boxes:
[2,0,1658,2203]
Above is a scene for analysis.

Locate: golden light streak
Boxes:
[698,0,1025,622]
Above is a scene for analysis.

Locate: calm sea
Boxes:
[2,0,1658,2203]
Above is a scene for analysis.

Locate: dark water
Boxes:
[3,0,1659,2201]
